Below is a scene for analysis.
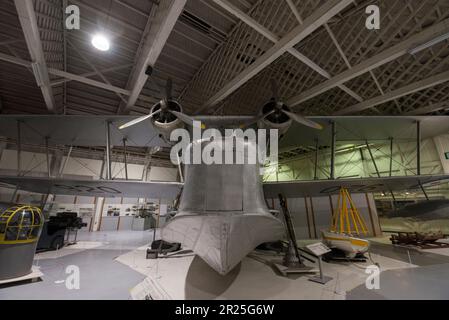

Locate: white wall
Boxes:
[266,137,444,182]
[0,149,50,174]
[148,166,178,181]
[62,156,103,178]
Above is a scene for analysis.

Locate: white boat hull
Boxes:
[322,231,369,258]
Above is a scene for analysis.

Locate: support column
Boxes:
[305,197,317,239]
[100,157,106,180]
[365,140,380,177]
[45,137,51,178]
[330,121,336,179]
[365,193,382,236]
[416,120,421,175]
[314,138,319,180]
[16,120,22,176]
[123,138,128,180]
[389,137,393,177]
[105,121,112,180]
[176,152,184,183]
[92,197,105,232]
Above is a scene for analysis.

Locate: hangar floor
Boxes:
[1,231,449,300]
[0,231,152,300]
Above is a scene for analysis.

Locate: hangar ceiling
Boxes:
[0,0,449,117]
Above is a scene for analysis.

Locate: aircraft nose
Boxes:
[161,213,284,275]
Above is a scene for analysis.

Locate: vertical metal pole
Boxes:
[100,157,106,180]
[122,138,128,180]
[416,120,421,175]
[365,140,380,177]
[45,137,51,178]
[330,121,336,179]
[318,256,324,280]
[105,121,112,180]
[16,120,22,176]
[176,152,184,183]
[389,137,393,177]
[314,138,319,180]
[388,137,396,206]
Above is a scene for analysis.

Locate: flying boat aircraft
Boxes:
[1,81,449,275]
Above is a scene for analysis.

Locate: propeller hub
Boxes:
[151,100,182,124]
[262,100,291,124]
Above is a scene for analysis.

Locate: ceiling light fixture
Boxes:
[91,34,110,51]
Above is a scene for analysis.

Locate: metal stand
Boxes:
[309,256,332,284]
[273,194,316,276]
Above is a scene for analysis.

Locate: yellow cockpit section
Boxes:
[0,206,43,245]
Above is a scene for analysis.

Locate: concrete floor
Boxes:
[2,231,449,299]
[346,238,449,299]
[0,230,153,300]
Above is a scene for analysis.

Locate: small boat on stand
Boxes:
[322,188,370,260]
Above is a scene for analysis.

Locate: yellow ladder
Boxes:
[331,188,368,236]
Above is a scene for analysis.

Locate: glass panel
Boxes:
[5,227,18,241]
[17,227,31,240]
[30,226,40,239]
[21,210,32,226]
[8,212,21,226]
[33,211,41,226]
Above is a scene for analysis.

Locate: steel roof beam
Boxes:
[211,0,362,104]
[287,18,449,108]
[121,0,186,114]
[0,52,156,106]
[50,64,134,86]
[14,0,56,113]
[405,101,449,115]
[334,70,449,115]
[200,0,353,110]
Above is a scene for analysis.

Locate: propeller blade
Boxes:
[119,109,161,130]
[169,110,204,128]
[282,110,323,130]
[240,109,276,128]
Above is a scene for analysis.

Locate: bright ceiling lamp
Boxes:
[91,34,110,51]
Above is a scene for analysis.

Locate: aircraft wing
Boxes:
[0,176,183,199]
[0,115,168,147]
[280,116,449,149]
[263,175,449,198]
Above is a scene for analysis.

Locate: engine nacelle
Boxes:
[150,100,184,142]
[257,100,292,138]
